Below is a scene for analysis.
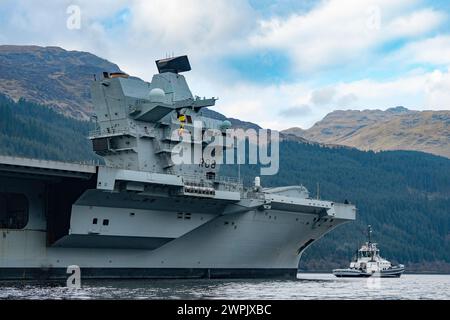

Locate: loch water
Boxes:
[0,274,448,300]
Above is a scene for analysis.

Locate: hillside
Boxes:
[0,94,99,162]
[0,45,120,119]
[283,107,450,159]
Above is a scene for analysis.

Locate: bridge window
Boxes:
[0,193,29,229]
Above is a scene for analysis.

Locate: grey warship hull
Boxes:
[0,55,356,280]
[0,155,355,280]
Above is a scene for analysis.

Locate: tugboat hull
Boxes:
[333,265,405,278]
[332,269,372,277]
[379,265,405,278]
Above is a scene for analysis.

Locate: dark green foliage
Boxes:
[0,94,100,162]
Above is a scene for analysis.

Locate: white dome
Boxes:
[220,120,232,130]
[149,88,166,102]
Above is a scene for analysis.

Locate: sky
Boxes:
[0,0,450,130]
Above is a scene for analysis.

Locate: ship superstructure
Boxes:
[0,56,356,279]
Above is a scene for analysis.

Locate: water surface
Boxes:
[0,274,448,300]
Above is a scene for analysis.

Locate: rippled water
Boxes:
[0,274,448,300]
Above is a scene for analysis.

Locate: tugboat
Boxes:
[333,225,405,278]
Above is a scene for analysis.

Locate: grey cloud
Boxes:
[278,105,312,118]
[311,87,336,105]
[336,93,358,107]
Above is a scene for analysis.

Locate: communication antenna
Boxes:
[237,150,241,185]
[317,182,320,200]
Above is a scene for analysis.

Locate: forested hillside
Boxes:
[0,94,99,162]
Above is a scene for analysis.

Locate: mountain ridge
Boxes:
[0,45,121,119]
[283,107,450,159]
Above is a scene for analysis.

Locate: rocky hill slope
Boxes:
[0,45,120,119]
[283,107,450,159]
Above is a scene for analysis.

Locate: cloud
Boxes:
[424,68,450,108]
[217,67,450,130]
[249,0,447,72]
[311,87,336,105]
[336,93,358,107]
[393,35,450,66]
[386,8,447,38]
[126,0,256,59]
[279,105,312,118]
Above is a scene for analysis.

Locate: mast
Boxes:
[367,225,372,245]
[367,225,375,261]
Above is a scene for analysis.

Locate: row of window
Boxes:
[93,218,109,226]
[177,212,191,220]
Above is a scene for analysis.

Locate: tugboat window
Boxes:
[0,193,29,229]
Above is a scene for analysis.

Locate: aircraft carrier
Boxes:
[0,55,356,279]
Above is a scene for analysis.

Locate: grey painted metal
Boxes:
[0,155,96,179]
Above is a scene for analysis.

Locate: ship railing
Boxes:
[89,127,156,138]
[246,191,265,200]
[0,155,103,167]
[89,128,133,138]
[166,169,243,192]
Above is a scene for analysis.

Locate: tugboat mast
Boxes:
[367,225,372,245]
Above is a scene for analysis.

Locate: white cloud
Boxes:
[215,67,450,130]
[128,0,254,52]
[249,0,446,72]
[387,8,446,38]
[311,87,336,105]
[394,35,450,66]
[424,69,450,108]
